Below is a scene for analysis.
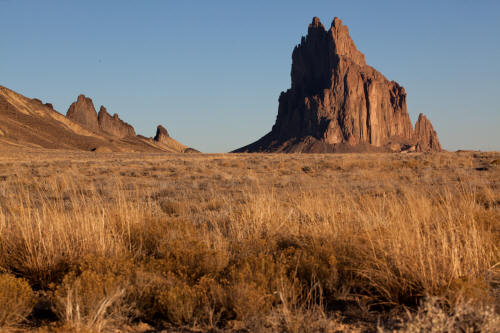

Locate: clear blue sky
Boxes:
[1,1,499,152]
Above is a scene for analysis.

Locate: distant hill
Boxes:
[0,85,198,153]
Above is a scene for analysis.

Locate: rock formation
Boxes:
[152,124,199,153]
[235,17,441,153]
[414,113,442,152]
[66,96,135,138]
[183,147,201,153]
[63,95,198,152]
[97,106,136,138]
[66,94,100,132]
[0,85,199,153]
[154,125,170,143]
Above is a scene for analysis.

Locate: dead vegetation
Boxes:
[0,151,498,332]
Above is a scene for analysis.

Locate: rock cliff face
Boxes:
[97,106,136,138]
[66,95,100,132]
[235,17,441,153]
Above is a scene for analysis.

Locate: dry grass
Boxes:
[0,151,498,332]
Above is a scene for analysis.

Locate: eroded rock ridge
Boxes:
[66,95,135,138]
[98,106,136,138]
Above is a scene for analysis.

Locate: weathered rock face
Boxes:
[97,106,136,138]
[414,113,442,152]
[66,95,99,132]
[235,17,441,153]
[154,125,170,143]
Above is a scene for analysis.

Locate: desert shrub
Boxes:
[195,276,229,327]
[228,253,284,322]
[281,244,339,297]
[131,271,201,326]
[156,274,200,325]
[134,274,229,327]
[397,297,500,333]
[77,254,135,277]
[128,216,230,277]
[53,270,129,332]
[152,219,229,281]
[263,302,359,333]
[0,274,35,328]
[127,217,168,258]
[126,270,164,322]
[131,268,229,327]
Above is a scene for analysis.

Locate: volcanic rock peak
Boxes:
[235,16,441,153]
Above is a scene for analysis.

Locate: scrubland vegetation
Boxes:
[0,151,498,332]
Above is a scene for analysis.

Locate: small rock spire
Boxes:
[414,113,442,152]
[309,17,325,31]
[154,125,170,142]
[331,17,342,28]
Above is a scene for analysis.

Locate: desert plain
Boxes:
[0,150,498,332]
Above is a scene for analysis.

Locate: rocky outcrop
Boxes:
[0,85,198,153]
[414,113,442,152]
[150,124,200,153]
[235,17,441,153]
[183,147,200,153]
[66,96,135,138]
[97,106,136,138]
[31,98,53,109]
[66,94,99,132]
[154,125,170,143]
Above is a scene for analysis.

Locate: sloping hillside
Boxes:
[0,85,197,153]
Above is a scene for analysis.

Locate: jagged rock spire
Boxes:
[235,16,441,153]
[97,106,136,138]
[415,113,442,152]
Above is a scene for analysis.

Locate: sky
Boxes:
[1,0,499,152]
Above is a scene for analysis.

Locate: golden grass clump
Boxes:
[53,270,129,332]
